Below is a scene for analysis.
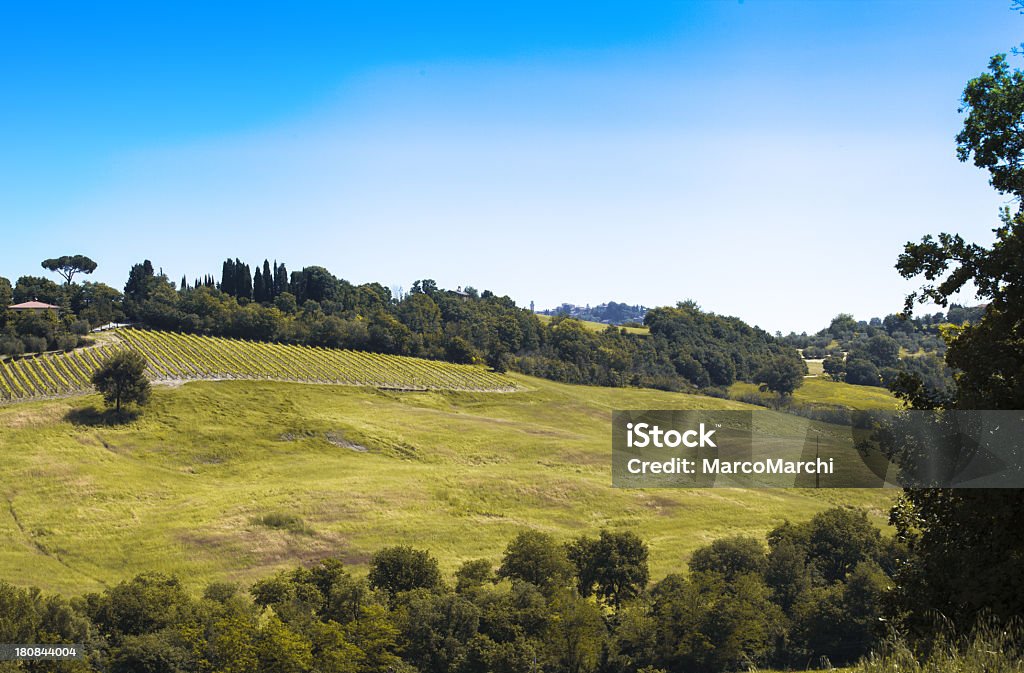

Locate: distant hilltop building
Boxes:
[536,300,647,326]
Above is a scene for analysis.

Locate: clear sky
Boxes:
[1,1,1020,333]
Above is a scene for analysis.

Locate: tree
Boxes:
[890,51,1024,631]
[367,546,442,599]
[688,535,766,582]
[262,259,273,300]
[496,531,574,594]
[844,358,881,387]
[822,355,845,382]
[41,254,97,285]
[455,559,494,593]
[92,350,151,413]
[0,276,12,307]
[253,267,265,303]
[13,275,62,305]
[567,530,649,608]
[220,259,237,297]
[124,260,156,304]
[273,262,288,298]
[756,353,805,396]
[236,260,253,301]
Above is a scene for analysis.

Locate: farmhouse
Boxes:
[7,300,60,313]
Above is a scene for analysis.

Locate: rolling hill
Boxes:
[0,367,894,595]
[0,329,516,402]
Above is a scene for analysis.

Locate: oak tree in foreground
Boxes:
[92,350,151,413]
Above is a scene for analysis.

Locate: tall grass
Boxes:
[855,620,1024,673]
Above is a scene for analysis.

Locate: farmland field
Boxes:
[730,376,900,411]
[0,329,516,402]
[0,374,893,594]
[535,313,650,334]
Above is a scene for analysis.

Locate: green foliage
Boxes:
[497,531,574,595]
[770,508,883,584]
[13,275,63,305]
[566,529,649,608]
[956,53,1024,198]
[822,355,845,381]
[368,546,443,599]
[688,535,766,582]
[888,49,1024,635]
[454,559,494,593]
[845,357,881,387]
[253,511,313,535]
[650,570,783,673]
[92,350,151,412]
[853,618,1024,673]
[849,334,901,369]
[41,255,98,284]
[0,507,896,673]
[757,353,806,397]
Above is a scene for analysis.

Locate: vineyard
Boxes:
[0,330,517,402]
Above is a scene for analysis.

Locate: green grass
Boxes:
[0,374,893,595]
[536,314,650,334]
[731,377,900,411]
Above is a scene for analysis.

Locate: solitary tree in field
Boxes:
[91,351,150,413]
[41,255,97,285]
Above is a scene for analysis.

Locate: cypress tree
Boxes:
[253,268,265,303]
[220,259,236,297]
[237,259,252,301]
[262,259,273,299]
[274,262,288,298]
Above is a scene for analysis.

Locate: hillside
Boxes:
[730,377,900,411]
[0,374,893,595]
[536,313,650,335]
[0,329,516,402]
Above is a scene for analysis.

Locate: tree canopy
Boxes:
[891,49,1024,632]
[41,254,97,284]
[91,350,151,413]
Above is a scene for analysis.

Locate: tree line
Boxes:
[0,507,894,673]
[1,259,805,395]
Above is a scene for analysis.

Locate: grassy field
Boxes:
[536,313,650,335]
[731,376,901,411]
[0,374,893,595]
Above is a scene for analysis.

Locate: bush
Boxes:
[0,337,24,356]
[21,335,47,353]
[55,334,78,352]
[254,511,313,535]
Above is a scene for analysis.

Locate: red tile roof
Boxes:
[7,301,60,310]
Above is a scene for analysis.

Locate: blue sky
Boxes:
[1,1,1020,333]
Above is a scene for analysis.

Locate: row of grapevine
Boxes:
[0,346,120,402]
[0,330,518,404]
[116,329,518,392]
